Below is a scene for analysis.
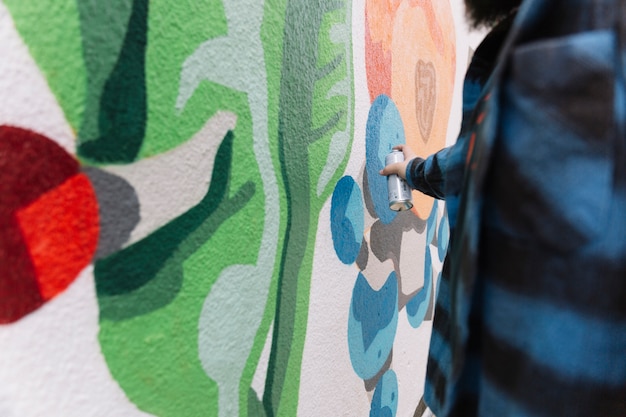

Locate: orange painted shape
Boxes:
[466,132,477,165]
[16,173,99,301]
[365,12,393,101]
[388,0,456,218]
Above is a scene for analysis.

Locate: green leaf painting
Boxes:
[3,0,87,131]
[3,0,353,415]
[264,1,353,416]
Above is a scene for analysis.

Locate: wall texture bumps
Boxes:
[0,1,480,416]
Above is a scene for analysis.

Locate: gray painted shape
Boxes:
[82,166,140,259]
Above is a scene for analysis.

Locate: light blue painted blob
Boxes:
[331,176,364,264]
[438,207,450,262]
[407,246,433,328]
[348,272,399,380]
[365,95,406,224]
[370,370,398,417]
[426,202,438,245]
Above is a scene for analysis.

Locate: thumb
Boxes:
[379,162,404,178]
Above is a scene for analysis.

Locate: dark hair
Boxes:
[465,0,523,29]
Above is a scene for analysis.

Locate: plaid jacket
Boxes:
[407,1,626,415]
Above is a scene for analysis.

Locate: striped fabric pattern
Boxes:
[407,1,626,416]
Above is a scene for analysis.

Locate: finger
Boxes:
[379,166,393,176]
[379,162,403,177]
[391,144,417,161]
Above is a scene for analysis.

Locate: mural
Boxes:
[329,2,455,415]
[0,0,473,416]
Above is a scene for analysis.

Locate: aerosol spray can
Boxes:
[385,150,413,211]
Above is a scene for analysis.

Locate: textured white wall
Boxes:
[296,1,486,416]
[0,0,485,415]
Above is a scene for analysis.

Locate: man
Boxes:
[381,0,626,416]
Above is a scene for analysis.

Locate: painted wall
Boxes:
[0,1,483,416]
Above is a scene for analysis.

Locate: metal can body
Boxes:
[385,150,413,211]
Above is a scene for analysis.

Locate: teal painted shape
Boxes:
[406,246,433,328]
[330,176,364,264]
[348,272,399,380]
[365,95,406,225]
[95,131,255,320]
[78,0,148,163]
[76,0,133,149]
[248,388,267,417]
[426,201,438,244]
[370,370,398,417]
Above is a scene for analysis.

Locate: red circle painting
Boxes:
[0,126,99,323]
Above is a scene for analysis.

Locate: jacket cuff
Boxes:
[405,157,424,190]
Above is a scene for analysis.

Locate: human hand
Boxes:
[379,144,417,180]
